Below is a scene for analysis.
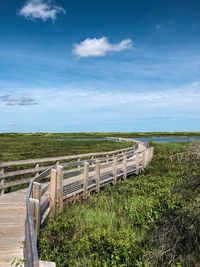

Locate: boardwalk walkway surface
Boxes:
[0,190,26,267]
[0,141,153,267]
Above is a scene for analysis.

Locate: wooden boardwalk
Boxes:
[0,189,26,267]
[0,141,153,267]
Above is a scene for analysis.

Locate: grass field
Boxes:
[0,134,133,162]
[1,132,200,140]
[39,142,200,267]
[1,131,200,161]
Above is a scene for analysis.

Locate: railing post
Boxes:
[32,182,41,201]
[77,158,81,170]
[0,167,4,195]
[49,169,57,217]
[91,156,94,167]
[142,151,145,171]
[95,160,100,193]
[112,157,117,185]
[144,150,147,168]
[106,154,109,163]
[123,154,127,180]
[83,162,89,199]
[135,153,139,174]
[30,198,40,241]
[32,182,41,240]
[35,163,39,177]
[57,165,63,212]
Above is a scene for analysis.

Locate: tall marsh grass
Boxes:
[39,142,200,266]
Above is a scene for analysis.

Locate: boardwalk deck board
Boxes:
[0,189,27,267]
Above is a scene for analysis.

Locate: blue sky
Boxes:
[1,0,200,132]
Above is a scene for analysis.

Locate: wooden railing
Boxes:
[23,142,153,267]
[0,142,138,195]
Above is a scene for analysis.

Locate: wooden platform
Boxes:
[0,189,27,267]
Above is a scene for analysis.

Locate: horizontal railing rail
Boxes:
[0,143,138,195]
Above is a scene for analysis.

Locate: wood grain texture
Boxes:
[0,189,26,267]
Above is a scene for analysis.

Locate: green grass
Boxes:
[39,142,200,267]
[1,131,200,140]
[0,134,133,162]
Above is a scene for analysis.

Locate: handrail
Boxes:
[23,141,154,267]
[0,143,138,194]
[0,144,136,168]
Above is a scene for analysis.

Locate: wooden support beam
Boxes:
[95,160,100,192]
[32,182,41,240]
[57,165,63,212]
[135,153,139,174]
[91,156,94,167]
[123,154,127,180]
[49,169,57,217]
[30,198,40,240]
[35,163,39,177]
[112,157,117,185]
[77,158,81,169]
[106,154,109,163]
[83,162,89,199]
[32,182,41,201]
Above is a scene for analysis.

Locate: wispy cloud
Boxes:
[72,37,133,58]
[7,122,16,126]
[19,0,65,21]
[156,24,163,30]
[0,95,38,106]
[1,82,200,131]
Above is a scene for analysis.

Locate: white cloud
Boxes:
[0,95,38,106]
[7,122,16,126]
[1,82,200,131]
[19,0,65,21]
[72,37,133,57]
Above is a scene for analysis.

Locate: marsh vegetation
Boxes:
[39,142,200,267]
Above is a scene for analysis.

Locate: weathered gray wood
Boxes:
[0,176,34,190]
[35,163,40,177]
[106,154,109,163]
[135,153,139,174]
[112,157,117,185]
[0,146,135,168]
[91,156,94,166]
[32,182,41,201]
[30,198,40,241]
[0,166,48,179]
[77,158,81,169]
[57,165,63,212]
[123,154,127,180]
[49,169,57,217]
[83,162,89,199]
[142,151,145,170]
[0,168,4,195]
[32,182,41,240]
[95,160,100,192]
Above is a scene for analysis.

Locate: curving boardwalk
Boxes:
[0,142,153,267]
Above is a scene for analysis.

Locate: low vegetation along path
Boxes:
[0,141,153,267]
